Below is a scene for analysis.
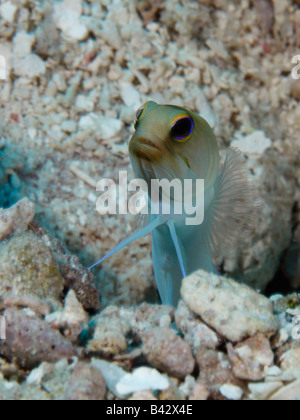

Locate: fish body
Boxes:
[91,101,256,307]
[152,222,217,305]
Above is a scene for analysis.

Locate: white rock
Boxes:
[26,363,52,386]
[0,1,17,23]
[79,113,122,139]
[91,359,128,399]
[269,294,285,305]
[181,270,279,342]
[28,127,37,141]
[13,54,46,78]
[195,87,218,128]
[120,82,141,109]
[46,290,88,327]
[98,20,122,50]
[280,348,300,378]
[101,118,123,139]
[63,290,88,325]
[179,376,197,399]
[75,95,95,112]
[13,31,35,58]
[116,367,169,396]
[52,73,67,92]
[270,379,300,400]
[220,384,243,401]
[249,381,283,400]
[120,106,136,125]
[54,0,88,41]
[61,120,77,133]
[169,75,186,96]
[79,113,99,132]
[0,198,35,241]
[0,44,13,79]
[264,365,295,383]
[231,131,272,155]
[0,56,6,80]
[264,366,283,378]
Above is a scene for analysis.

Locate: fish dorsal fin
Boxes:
[207,147,260,258]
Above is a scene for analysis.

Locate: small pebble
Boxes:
[142,328,195,380]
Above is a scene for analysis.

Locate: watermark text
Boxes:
[96,171,205,226]
[0,316,6,340]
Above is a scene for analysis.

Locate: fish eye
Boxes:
[170,116,194,143]
[134,106,145,129]
[136,107,144,120]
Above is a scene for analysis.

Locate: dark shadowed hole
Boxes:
[265,265,298,297]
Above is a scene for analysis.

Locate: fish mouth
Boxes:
[138,138,161,151]
[130,134,163,162]
[133,139,161,162]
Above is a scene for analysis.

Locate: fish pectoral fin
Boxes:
[207,147,261,258]
[167,219,188,278]
[89,216,164,269]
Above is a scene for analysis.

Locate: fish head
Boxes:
[129,101,220,191]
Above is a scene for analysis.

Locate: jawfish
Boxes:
[90,102,256,307]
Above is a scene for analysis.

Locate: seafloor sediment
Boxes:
[0,0,300,400]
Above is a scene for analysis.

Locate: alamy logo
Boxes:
[0,316,6,340]
[96,171,205,226]
[0,54,7,80]
[292,55,300,80]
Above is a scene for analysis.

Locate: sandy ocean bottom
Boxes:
[0,0,299,401]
